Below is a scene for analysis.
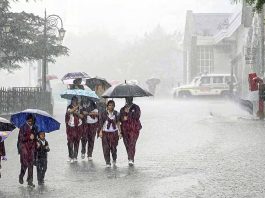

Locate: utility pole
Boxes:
[260,5,265,76]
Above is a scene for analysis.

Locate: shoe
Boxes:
[70,159,74,163]
[28,182,35,187]
[88,157,93,161]
[67,157,71,162]
[106,164,111,168]
[112,160,116,166]
[81,154,85,159]
[74,158,78,162]
[128,160,134,166]
[38,181,43,185]
[19,175,24,184]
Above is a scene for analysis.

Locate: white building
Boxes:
[183,2,258,99]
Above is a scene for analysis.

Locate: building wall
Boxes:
[213,47,231,74]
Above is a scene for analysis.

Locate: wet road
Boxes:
[1,98,265,198]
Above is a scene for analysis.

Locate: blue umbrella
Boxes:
[60,89,99,102]
[11,109,60,133]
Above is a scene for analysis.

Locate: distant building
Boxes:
[183,3,257,99]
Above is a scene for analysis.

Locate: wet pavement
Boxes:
[1,98,265,197]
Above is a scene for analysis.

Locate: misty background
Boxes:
[1,0,241,96]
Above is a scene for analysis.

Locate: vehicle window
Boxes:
[225,76,236,83]
[200,77,211,85]
[213,76,223,84]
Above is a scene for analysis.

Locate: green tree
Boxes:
[234,0,265,11]
[0,0,68,71]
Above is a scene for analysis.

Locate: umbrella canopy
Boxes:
[0,117,16,131]
[61,72,90,81]
[60,89,99,102]
[11,109,60,133]
[86,77,111,91]
[102,82,153,98]
[63,79,86,85]
[0,131,13,142]
[0,117,16,142]
[146,78,161,85]
[46,74,58,81]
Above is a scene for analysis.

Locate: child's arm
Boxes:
[45,141,50,152]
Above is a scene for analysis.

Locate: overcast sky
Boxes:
[11,0,241,41]
[2,0,242,87]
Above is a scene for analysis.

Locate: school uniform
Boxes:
[18,123,37,185]
[99,110,120,165]
[36,138,50,184]
[65,105,83,159]
[120,104,142,162]
[81,107,99,158]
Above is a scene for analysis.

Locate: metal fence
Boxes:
[0,87,53,115]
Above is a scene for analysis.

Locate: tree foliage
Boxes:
[234,0,265,12]
[0,0,68,71]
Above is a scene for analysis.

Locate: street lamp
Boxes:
[42,9,66,91]
[2,23,10,33]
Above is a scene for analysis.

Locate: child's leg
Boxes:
[37,161,41,182]
[102,132,111,165]
[87,124,97,157]
[42,159,47,182]
[110,133,119,162]
[73,139,80,159]
[27,165,33,184]
[67,142,74,159]
[81,124,88,155]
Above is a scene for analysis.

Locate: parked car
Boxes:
[173,74,238,98]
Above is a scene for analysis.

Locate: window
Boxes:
[225,76,236,83]
[213,76,224,84]
[197,46,214,73]
[200,77,211,85]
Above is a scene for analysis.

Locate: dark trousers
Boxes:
[81,124,97,157]
[102,132,119,164]
[67,141,80,159]
[20,164,33,183]
[37,158,47,182]
[122,131,139,162]
[66,125,82,159]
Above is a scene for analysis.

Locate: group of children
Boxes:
[0,114,50,187]
[0,95,142,187]
[17,114,50,187]
[65,96,142,167]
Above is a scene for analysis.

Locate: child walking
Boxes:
[36,132,50,185]
[99,100,122,167]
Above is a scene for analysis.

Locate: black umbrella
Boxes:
[146,78,160,86]
[0,117,16,131]
[102,82,153,98]
[61,72,90,81]
[86,77,111,91]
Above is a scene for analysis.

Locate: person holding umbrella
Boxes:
[11,109,60,187]
[120,97,142,166]
[65,96,83,163]
[0,136,7,179]
[0,116,16,178]
[80,98,99,161]
[98,100,122,167]
[17,114,38,187]
[101,81,151,166]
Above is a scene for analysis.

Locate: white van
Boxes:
[173,74,238,98]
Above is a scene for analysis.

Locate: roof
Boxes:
[193,13,232,36]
